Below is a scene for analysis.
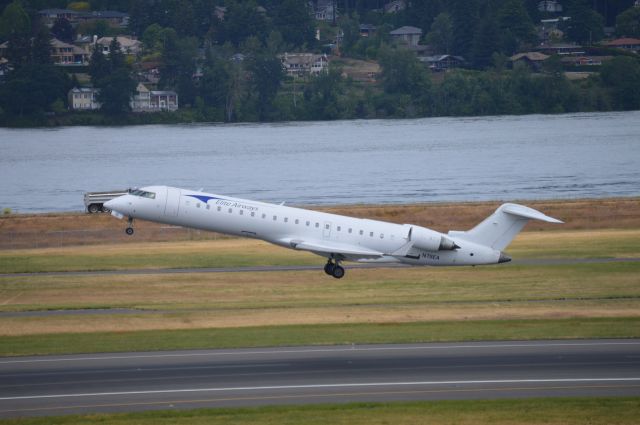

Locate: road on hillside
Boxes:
[1,339,639,418]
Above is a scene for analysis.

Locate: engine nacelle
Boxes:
[409,225,458,251]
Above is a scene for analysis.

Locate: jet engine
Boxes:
[409,226,459,251]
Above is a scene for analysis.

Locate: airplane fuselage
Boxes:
[105,185,505,269]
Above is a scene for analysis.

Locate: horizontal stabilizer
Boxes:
[501,203,564,223]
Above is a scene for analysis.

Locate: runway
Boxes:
[1,339,639,418]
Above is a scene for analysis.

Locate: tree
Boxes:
[97,68,137,114]
[31,23,52,66]
[378,46,430,95]
[498,0,536,50]
[108,38,126,70]
[616,6,640,37]
[450,0,480,58]
[245,53,284,120]
[564,0,605,44]
[471,16,500,69]
[219,0,270,46]
[600,56,640,110]
[0,64,70,116]
[51,17,75,43]
[0,0,29,41]
[273,0,315,48]
[89,44,110,83]
[426,12,453,54]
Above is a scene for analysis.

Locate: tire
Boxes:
[88,204,100,214]
[101,206,111,213]
[125,227,134,235]
[332,265,345,279]
[324,262,335,275]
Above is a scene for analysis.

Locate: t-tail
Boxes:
[448,203,563,253]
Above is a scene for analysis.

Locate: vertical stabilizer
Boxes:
[448,203,562,251]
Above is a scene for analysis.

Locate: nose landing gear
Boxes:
[324,259,345,279]
[125,217,134,235]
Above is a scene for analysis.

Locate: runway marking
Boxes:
[2,340,639,364]
[2,378,640,401]
[2,383,640,415]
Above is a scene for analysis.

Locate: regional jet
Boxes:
[104,186,562,278]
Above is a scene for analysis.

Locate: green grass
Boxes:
[1,398,639,425]
[2,317,639,357]
[1,229,638,274]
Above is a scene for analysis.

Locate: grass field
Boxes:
[1,398,639,425]
[1,229,639,273]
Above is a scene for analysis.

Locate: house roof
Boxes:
[135,83,149,93]
[70,87,99,93]
[360,24,376,31]
[38,8,79,15]
[97,36,141,48]
[510,52,550,61]
[605,37,640,46]
[420,54,464,63]
[390,26,422,36]
[151,91,177,96]
[79,10,128,19]
[281,53,328,66]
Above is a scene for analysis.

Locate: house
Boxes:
[315,0,337,21]
[539,17,570,42]
[419,54,465,71]
[280,53,329,77]
[37,9,79,26]
[390,26,423,47]
[536,42,584,56]
[604,38,640,53]
[359,24,376,37]
[510,52,550,71]
[130,83,179,112]
[50,38,90,66]
[538,1,563,13]
[68,87,100,110]
[0,58,10,80]
[384,0,406,13]
[96,36,142,56]
[214,6,227,20]
[150,91,179,111]
[560,55,613,66]
[76,10,129,28]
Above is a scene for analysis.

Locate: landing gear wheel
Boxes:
[331,265,345,279]
[125,227,134,235]
[324,261,335,275]
[88,204,100,214]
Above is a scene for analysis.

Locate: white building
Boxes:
[68,87,100,110]
[281,53,329,77]
[130,83,179,112]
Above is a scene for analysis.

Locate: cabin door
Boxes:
[323,221,332,239]
[164,187,180,216]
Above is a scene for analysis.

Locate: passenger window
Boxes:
[380,234,384,239]
[206,205,210,210]
[315,223,319,228]
[251,212,255,217]
[359,230,364,235]
[284,217,288,223]
[348,228,352,234]
[273,215,277,221]
[337,226,341,231]
[370,232,374,237]
[262,214,266,219]
[239,210,243,215]
[228,208,233,213]
[325,224,330,230]
[295,219,299,224]
[306,221,310,226]
[196,203,201,208]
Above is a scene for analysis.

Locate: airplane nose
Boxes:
[104,197,126,213]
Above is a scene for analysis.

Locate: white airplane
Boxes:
[104,186,562,279]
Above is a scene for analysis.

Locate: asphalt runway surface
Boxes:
[1,339,639,418]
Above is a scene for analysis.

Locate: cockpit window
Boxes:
[130,189,156,199]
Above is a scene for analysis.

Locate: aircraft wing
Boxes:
[282,238,384,261]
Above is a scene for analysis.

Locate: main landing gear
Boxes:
[125,217,134,235]
[324,259,345,279]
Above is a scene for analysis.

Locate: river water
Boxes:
[1,111,639,213]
